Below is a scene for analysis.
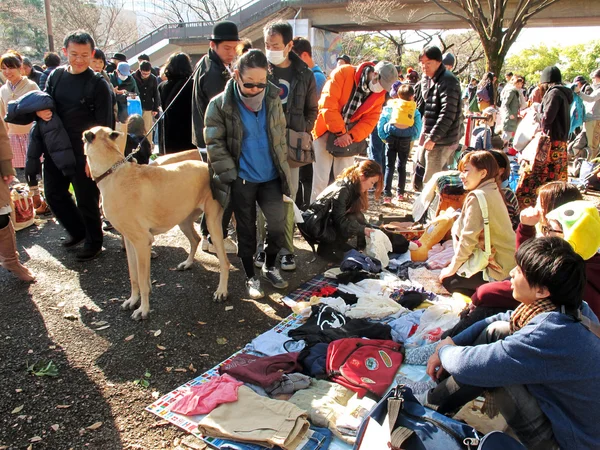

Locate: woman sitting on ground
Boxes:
[298,160,382,260]
[444,181,600,337]
[423,237,600,450]
[439,151,516,296]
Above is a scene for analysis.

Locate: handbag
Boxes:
[326,123,368,157]
[354,385,526,450]
[457,190,493,280]
[513,108,540,151]
[287,129,314,168]
[297,196,336,251]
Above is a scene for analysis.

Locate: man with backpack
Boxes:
[36,30,113,261]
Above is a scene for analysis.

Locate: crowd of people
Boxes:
[1,21,600,447]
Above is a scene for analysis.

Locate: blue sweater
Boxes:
[236,96,278,184]
[377,105,422,142]
[439,304,600,450]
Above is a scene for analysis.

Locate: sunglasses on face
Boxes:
[239,76,267,90]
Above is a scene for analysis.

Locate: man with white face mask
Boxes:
[311,60,397,202]
[109,61,139,126]
[254,21,318,272]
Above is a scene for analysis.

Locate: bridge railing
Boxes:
[120,0,348,58]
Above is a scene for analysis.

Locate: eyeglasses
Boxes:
[239,76,267,90]
[541,224,563,235]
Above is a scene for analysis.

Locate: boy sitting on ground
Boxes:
[412,237,600,449]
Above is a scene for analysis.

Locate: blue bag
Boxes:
[127,97,143,117]
[354,384,526,450]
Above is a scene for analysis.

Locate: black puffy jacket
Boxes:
[301,178,366,244]
[422,65,463,146]
[268,51,318,134]
[191,49,231,148]
[4,91,75,179]
[541,85,574,143]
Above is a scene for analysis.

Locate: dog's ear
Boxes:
[84,131,95,143]
[109,131,122,141]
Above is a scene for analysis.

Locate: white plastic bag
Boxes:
[405,303,461,347]
[513,107,540,151]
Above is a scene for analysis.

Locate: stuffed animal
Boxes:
[410,213,457,262]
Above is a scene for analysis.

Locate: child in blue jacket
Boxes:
[378,83,422,203]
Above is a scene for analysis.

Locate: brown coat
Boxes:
[0,116,15,209]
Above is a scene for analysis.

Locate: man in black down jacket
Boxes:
[192,21,240,254]
[260,21,318,272]
[419,46,463,182]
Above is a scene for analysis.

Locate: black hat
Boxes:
[442,52,455,68]
[211,21,239,41]
[112,53,127,62]
[540,66,562,84]
[336,54,351,64]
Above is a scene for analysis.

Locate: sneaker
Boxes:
[245,277,265,299]
[102,220,114,231]
[280,254,296,271]
[209,237,238,254]
[383,196,393,206]
[76,246,102,261]
[396,194,406,202]
[254,251,266,268]
[201,236,209,252]
[261,265,288,289]
[61,235,85,248]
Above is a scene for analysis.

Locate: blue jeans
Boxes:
[384,136,411,196]
[367,128,386,175]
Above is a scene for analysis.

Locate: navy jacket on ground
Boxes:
[4,90,75,179]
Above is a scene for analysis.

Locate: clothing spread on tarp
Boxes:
[146,269,478,450]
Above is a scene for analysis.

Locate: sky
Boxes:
[508,26,600,54]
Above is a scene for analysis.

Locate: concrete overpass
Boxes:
[120,0,600,68]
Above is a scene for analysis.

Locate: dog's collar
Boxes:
[94,158,128,184]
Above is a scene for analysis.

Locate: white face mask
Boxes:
[266,49,286,66]
[369,80,384,93]
[118,74,128,81]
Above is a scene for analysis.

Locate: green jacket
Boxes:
[204,78,291,208]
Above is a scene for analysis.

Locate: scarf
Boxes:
[342,65,373,125]
[509,298,556,333]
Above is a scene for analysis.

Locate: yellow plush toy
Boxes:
[546,200,600,260]
[410,213,456,262]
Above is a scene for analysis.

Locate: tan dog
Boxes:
[152,149,202,166]
[83,126,229,320]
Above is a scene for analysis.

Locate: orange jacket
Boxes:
[312,62,386,143]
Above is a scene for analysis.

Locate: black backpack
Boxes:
[46,66,104,117]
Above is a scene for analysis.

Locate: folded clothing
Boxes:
[198,385,310,450]
[265,373,311,396]
[219,352,303,388]
[249,328,306,357]
[169,374,243,416]
[288,379,354,429]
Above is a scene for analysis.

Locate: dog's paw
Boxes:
[122,297,140,310]
[131,306,149,321]
[213,290,228,303]
[176,261,192,271]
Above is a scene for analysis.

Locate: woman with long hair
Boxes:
[477,72,495,110]
[205,49,292,300]
[158,52,194,153]
[440,151,516,296]
[299,159,382,260]
[0,51,39,181]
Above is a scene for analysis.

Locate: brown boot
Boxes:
[0,220,35,282]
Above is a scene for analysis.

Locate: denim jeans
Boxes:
[427,322,559,449]
[367,127,386,174]
[384,136,411,195]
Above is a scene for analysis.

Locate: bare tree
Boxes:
[438,31,485,77]
[149,0,239,25]
[52,0,138,52]
[427,0,561,77]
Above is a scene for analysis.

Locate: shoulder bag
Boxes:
[287,129,314,168]
[456,190,493,280]
[326,125,368,157]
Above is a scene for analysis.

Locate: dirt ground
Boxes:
[2,182,598,450]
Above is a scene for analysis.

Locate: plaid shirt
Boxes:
[341,65,374,126]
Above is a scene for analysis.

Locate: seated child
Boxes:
[489,150,520,230]
[420,237,600,450]
[124,114,152,165]
[472,107,496,151]
[377,84,422,203]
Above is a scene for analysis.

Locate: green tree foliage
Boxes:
[506,41,600,85]
[0,0,47,58]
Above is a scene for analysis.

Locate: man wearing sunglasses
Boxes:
[192,21,240,255]
[253,21,318,272]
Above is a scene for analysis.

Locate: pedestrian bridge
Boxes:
[121,0,600,68]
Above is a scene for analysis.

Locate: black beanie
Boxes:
[540,66,562,84]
